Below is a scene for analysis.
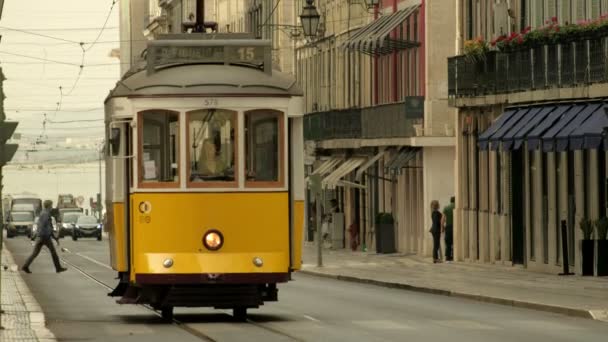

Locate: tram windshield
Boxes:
[188,109,236,183]
[245,110,282,185]
[141,111,179,184]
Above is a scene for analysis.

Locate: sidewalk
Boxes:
[1,246,56,342]
[301,245,608,322]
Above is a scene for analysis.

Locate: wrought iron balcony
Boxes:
[448,37,608,98]
[304,99,424,142]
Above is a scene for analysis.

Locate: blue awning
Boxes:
[553,103,601,152]
[541,104,586,152]
[526,105,572,151]
[511,106,556,150]
[570,103,608,150]
[501,107,541,150]
[489,108,530,151]
[478,109,517,150]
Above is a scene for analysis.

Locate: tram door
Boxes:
[107,121,132,273]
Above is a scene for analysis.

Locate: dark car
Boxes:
[58,212,83,238]
[31,216,58,240]
[73,215,102,241]
[6,211,35,238]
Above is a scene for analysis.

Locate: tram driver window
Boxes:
[141,111,179,184]
[188,109,236,183]
[245,110,282,185]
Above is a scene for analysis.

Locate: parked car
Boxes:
[6,211,35,238]
[73,215,102,241]
[31,216,58,241]
[58,212,83,238]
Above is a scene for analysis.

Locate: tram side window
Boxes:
[188,110,236,183]
[245,110,283,185]
[141,111,179,184]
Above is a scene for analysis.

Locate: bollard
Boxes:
[559,220,574,276]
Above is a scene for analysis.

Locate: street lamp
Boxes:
[300,0,320,38]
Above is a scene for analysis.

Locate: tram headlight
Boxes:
[203,230,223,251]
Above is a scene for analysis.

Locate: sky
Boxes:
[1,0,121,164]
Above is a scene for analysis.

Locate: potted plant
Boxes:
[595,217,608,276]
[580,218,595,276]
[375,213,396,254]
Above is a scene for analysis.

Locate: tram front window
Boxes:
[140,111,179,184]
[188,109,236,184]
[245,110,283,186]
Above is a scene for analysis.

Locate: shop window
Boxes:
[140,111,179,185]
[187,109,236,185]
[245,110,283,186]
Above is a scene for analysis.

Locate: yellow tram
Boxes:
[104,35,305,320]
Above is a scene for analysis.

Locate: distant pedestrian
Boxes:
[348,221,360,251]
[21,200,67,274]
[430,200,443,263]
[442,196,455,262]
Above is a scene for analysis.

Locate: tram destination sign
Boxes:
[147,39,272,75]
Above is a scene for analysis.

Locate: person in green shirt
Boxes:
[442,196,455,262]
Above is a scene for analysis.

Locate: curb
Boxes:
[299,269,601,322]
[1,245,57,341]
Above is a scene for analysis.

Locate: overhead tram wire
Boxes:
[0,26,81,44]
[84,0,117,53]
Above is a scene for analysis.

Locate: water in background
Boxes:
[3,162,106,209]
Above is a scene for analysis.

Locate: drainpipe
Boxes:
[373,5,379,105]
[420,0,426,97]
[392,0,398,102]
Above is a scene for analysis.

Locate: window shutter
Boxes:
[494,2,509,36]
[591,0,601,19]
[603,0,608,15]
[535,0,544,27]
[547,0,558,20]
[575,0,586,20]
[559,0,571,24]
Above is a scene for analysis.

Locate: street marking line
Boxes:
[303,315,320,322]
[352,320,414,330]
[75,252,113,270]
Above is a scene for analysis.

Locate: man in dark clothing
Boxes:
[442,196,455,262]
[22,200,67,274]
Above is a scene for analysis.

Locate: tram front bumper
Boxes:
[132,252,290,284]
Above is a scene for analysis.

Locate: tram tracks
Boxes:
[58,248,305,342]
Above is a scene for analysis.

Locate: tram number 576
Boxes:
[203,98,219,107]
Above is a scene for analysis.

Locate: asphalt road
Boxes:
[5,235,608,342]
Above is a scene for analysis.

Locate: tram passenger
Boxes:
[198,139,227,177]
[21,200,67,274]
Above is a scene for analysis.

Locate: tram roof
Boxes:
[106,62,303,101]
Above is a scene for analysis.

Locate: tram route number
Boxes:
[202,98,219,107]
[138,201,152,224]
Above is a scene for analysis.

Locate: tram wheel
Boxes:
[160,307,174,322]
[233,307,247,321]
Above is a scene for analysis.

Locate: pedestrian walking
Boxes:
[430,200,443,263]
[21,200,67,274]
[442,196,455,263]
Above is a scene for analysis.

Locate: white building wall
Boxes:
[119,0,147,77]
[422,146,456,257]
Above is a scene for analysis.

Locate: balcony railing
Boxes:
[448,37,608,98]
[304,109,362,141]
[304,100,423,142]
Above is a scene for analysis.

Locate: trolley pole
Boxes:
[98,145,102,220]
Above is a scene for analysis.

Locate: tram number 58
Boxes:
[238,47,256,61]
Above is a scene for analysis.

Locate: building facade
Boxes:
[449,0,608,274]
[300,0,456,256]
